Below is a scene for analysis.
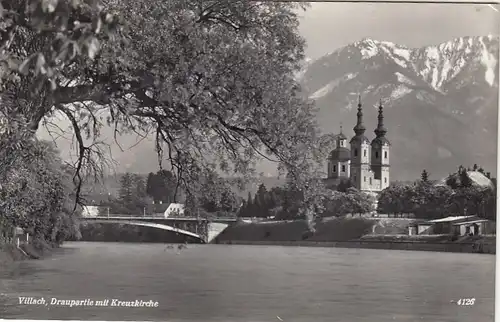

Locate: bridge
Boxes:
[80,215,237,243]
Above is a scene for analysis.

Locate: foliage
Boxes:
[378,165,496,221]
[420,169,429,182]
[238,182,375,221]
[377,183,417,215]
[0,0,118,93]
[337,179,353,192]
[0,138,79,243]
[238,184,304,219]
[98,172,153,215]
[145,169,180,204]
[323,187,374,217]
[2,0,323,209]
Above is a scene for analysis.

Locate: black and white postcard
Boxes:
[0,1,497,321]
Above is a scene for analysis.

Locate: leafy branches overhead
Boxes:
[2,0,323,215]
[0,0,118,93]
[0,0,118,210]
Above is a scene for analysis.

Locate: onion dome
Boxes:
[329,147,351,162]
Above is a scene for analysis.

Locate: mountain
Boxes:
[300,36,498,181]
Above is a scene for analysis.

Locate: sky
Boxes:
[298,2,500,59]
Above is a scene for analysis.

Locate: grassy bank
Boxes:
[216,217,375,242]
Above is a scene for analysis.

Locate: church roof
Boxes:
[329,147,351,161]
[337,132,347,140]
[371,136,391,146]
[349,135,370,144]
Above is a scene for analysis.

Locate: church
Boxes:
[325,97,390,194]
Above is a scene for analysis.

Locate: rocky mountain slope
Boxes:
[301,36,498,181]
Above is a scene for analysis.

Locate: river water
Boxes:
[0,242,495,322]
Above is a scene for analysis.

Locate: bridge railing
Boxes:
[87,214,237,221]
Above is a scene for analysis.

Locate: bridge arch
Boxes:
[83,219,205,243]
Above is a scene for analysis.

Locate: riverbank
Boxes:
[0,238,58,271]
[217,238,495,254]
[215,218,496,254]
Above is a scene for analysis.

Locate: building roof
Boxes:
[337,132,347,140]
[329,147,351,161]
[426,216,476,224]
[164,203,185,215]
[452,219,491,226]
[349,135,370,144]
[435,171,494,189]
[467,171,494,188]
[371,136,391,146]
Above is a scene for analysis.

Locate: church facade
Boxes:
[325,97,391,194]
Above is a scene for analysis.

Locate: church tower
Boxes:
[327,125,350,180]
[370,100,391,190]
[349,96,371,191]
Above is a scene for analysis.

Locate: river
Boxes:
[0,242,495,322]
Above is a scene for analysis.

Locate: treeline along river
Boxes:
[0,242,494,322]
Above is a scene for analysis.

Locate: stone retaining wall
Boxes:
[216,239,495,254]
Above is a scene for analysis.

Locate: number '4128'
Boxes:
[457,298,475,306]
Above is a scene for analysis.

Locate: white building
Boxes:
[164,203,185,218]
[81,205,100,217]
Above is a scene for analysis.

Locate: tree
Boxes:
[473,164,478,171]
[118,173,135,214]
[145,172,156,199]
[145,170,176,203]
[458,168,473,188]
[254,184,270,217]
[412,182,453,219]
[0,139,80,242]
[276,186,305,220]
[378,184,409,216]
[345,188,374,216]
[482,183,496,221]
[240,192,254,217]
[337,179,353,192]
[134,174,147,199]
[2,0,323,218]
[420,169,429,183]
[445,174,459,189]
[0,1,118,210]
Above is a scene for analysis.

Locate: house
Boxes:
[409,215,493,236]
[452,219,496,236]
[81,205,100,217]
[408,216,475,235]
[164,203,185,218]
